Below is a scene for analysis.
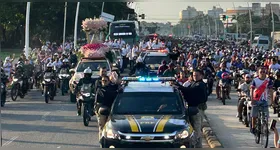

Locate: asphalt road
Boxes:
[206,86,279,148]
[0,70,209,148]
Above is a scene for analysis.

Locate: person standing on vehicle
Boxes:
[250,67,273,134]
[95,75,118,139]
[173,70,207,148]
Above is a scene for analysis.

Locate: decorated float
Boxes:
[78,17,113,63]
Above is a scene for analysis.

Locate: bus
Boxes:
[107,20,140,46]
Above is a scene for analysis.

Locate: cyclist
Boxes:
[250,67,273,134]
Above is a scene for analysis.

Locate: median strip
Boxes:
[202,114,223,148]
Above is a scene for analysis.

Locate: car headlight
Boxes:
[106,129,119,139]
[177,130,189,139]
[13,78,18,82]
[82,93,90,97]
[45,79,51,82]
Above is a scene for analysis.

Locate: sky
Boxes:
[136,2,280,24]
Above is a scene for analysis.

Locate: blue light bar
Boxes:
[121,77,175,82]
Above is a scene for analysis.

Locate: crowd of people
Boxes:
[3,35,280,147]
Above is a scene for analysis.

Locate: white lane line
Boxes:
[42,112,51,120]
[57,146,61,148]
[3,136,18,146]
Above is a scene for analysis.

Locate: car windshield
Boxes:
[259,40,268,44]
[144,56,169,64]
[112,92,183,115]
[76,61,109,72]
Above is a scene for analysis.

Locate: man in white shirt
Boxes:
[269,58,280,73]
[121,45,129,70]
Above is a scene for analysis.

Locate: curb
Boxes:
[202,114,223,148]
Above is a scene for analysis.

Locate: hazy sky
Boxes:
[136,2,280,24]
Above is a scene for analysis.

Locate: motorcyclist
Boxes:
[75,67,96,116]
[272,70,280,114]
[216,63,230,99]
[0,67,9,106]
[42,63,56,96]
[129,57,149,76]
[237,74,252,122]
[60,59,71,72]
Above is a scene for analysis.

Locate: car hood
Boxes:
[108,115,188,133]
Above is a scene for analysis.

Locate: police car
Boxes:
[100,77,196,148]
[141,51,170,75]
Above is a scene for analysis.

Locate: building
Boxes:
[252,3,261,16]
[265,3,280,17]
[208,6,224,18]
[179,6,202,20]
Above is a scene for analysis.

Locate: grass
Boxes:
[0,49,22,61]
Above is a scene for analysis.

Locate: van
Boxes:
[252,36,270,50]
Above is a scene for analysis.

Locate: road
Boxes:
[1,75,209,148]
[206,86,278,148]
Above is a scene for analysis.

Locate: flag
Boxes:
[127,2,136,9]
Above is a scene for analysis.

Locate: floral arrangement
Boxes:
[81,18,107,33]
[79,43,113,63]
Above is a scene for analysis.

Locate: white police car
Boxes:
[141,51,170,74]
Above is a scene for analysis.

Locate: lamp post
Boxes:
[25,2,31,58]
[74,2,80,50]
[247,2,253,48]
[271,2,275,48]
[62,2,67,51]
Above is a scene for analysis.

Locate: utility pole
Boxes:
[62,2,67,51]
[74,2,80,50]
[271,2,275,48]
[261,8,265,34]
[25,2,31,58]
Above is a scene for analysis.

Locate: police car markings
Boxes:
[156,115,172,132]
[153,115,164,132]
[125,115,140,132]
[133,115,142,132]
[168,119,186,125]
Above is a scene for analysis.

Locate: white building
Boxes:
[179,6,202,20]
[208,6,224,18]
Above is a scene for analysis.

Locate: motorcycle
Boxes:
[219,79,230,105]
[10,76,26,101]
[58,69,70,96]
[77,83,95,126]
[232,69,242,89]
[244,98,252,129]
[275,87,280,117]
[238,95,251,127]
[0,82,6,107]
[42,73,55,103]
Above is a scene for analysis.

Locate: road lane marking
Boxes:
[3,136,18,146]
[57,146,61,148]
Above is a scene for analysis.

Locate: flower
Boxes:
[81,18,108,33]
[79,43,110,58]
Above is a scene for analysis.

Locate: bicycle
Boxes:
[253,101,269,148]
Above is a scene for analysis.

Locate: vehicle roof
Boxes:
[145,52,168,57]
[124,82,174,93]
[80,58,108,62]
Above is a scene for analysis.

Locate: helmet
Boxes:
[63,59,69,63]
[47,63,53,68]
[54,53,58,56]
[83,67,92,74]
[275,70,280,76]
[221,72,230,79]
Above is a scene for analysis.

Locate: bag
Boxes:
[253,79,269,101]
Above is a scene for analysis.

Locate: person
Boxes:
[163,63,177,77]
[157,60,168,76]
[94,67,108,94]
[129,57,149,76]
[94,75,119,139]
[215,63,230,99]
[273,71,280,114]
[121,45,129,70]
[3,57,12,78]
[69,50,78,68]
[42,63,56,96]
[269,58,280,73]
[273,126,280,148]
[75,67,96,116]
[182,73,194,87]
[126,48,136,70]
[173,70,207,148]
[250,67,273,134]
[237,74,252,122]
